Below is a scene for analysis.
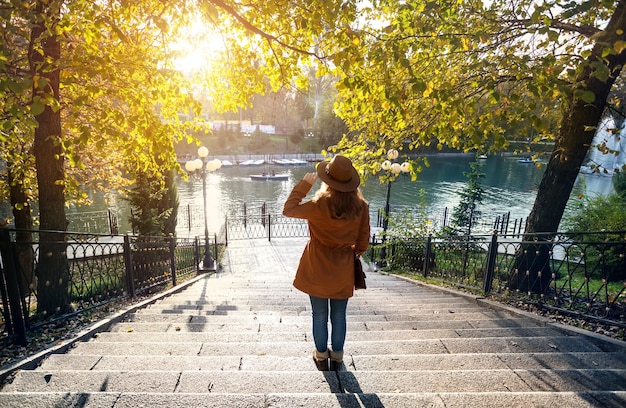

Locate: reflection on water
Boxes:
[66,154,615,236]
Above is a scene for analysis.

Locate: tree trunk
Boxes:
[509,3,626,292]
[8,165,35,296]
[29,0,70,315]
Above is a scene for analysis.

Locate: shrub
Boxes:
[563,192,626,281]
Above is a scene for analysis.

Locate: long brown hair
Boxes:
[314,183,367,220]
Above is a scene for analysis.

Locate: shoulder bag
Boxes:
[354,254,366,290]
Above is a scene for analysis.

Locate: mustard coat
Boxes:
[282,180,370,299]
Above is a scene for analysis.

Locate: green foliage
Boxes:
[126,169,179,237]
[386,189,434,239]
[1,0,206,213]
[388,239,430,273]
[563,192,626,281]
[613,171,626,197]
[331,0,592,154]
[564,193,626,233]
[448,160,485,235]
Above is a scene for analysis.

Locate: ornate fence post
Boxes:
[261,202,266,228]
[169,236,177,286]
[423,234,432,277]
[0,228,27,345]
[225,216,229,247]
[243,203,247,229]
[187,204,192,232]
[268,214,272,242]
[369,234,377,265]
[483,230,499,294]
[123,235,135,297]
[213,233,218,269]
[194,237,200,274]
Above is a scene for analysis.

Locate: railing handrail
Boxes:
[373,230,626,328]
[0,227,223,345]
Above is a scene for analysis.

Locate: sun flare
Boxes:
[171,17,225,75]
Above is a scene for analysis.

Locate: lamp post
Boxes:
[379,149,410,263]
[306,132,314,154]
[244,132,250,157]
[185,146,222,272]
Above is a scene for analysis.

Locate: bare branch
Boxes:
[210,0,320,58]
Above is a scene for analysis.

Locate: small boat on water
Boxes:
[273,158,308,166]
[289,159,308,165]
[518,157,533,163]
[250,173,289,181]
[272,159,291,165]
[240,159,265,166]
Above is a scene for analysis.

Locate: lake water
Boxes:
[1,153,614,236]
[168,153,614,238]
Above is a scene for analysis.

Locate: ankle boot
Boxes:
[312,349,329,371]
[329,350,344,371]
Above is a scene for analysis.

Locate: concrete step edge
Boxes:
[5,369,626,394]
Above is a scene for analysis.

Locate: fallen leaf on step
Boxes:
[207,382,214,392]
[175,326,181,331]
[549,344,558,350]
[126,328,133,332]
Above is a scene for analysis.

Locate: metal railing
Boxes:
[372,231,626,327]
[225,214,309,241]
[375,205,527,235]
[0,228,221,345]
[66,210,119,235]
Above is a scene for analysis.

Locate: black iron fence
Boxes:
[371,231,626,327]
[231,200,527,236]
[0,228,221,345]
[225,214,309,241]
[375,206,527,235]
[66,210,119,235]
[6,211,624,346]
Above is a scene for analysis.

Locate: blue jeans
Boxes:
[309,296,349,353]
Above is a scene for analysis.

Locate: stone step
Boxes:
[67,336,602,357]
[4,369,626,394]
[121,310,511,323]
[153,294,472,303]
[37,352,626,372]
[3,239,625,408]
[93,326,566,342]
[107,317,545,333]
[141,300,481,314]
[2,391,625,408]
[130,306,500,317]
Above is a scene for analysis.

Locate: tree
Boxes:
[127,168,179,237]
[314,1,626,293]
[28,0,71,314]
[1,0,205,315]
[448,159,485,236]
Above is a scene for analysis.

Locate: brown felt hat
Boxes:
[316,155,360,192]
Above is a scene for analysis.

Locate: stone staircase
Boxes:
[1,239,626,407]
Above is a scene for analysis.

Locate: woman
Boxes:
[282,155,370,371]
